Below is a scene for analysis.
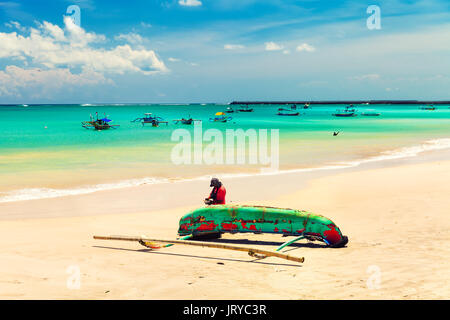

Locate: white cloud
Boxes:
[115,33,144,45]
[140,22,152,28]
[224,44,245,50]
[0,17,168,75]
[264,41,283,51]
[282,49,290,55]
[0,17,168,98]
[179,0,202,7]
[168,57,181,62]
[5,21,27,33]
[348,74,381,81]
[296,43,316,52]
[0,65,110,97]
[385,87,399,92]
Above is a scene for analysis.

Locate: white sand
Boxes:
[0,156,449,299]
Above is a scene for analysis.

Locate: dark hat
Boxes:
[210,178,221,187]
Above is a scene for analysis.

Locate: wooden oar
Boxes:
[93,235,304,264]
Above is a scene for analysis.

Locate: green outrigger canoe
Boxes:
[178,204,348,248]
[93,204,347,264]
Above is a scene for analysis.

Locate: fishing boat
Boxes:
[333,111,357,117]
[224,107,235,113]
[209,112,232,122]
[419,105,436,110]
[173,116,202,125]
[131,113,168,126]
[332,105,357,117]
[361,109,381,116]
[82,113,120,130]
[94,204,348,264]
[277,109,299,116]
[303,103,310,109]
[236,105,254,112]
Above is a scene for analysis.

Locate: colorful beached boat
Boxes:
[177,205,348,248]
[94,204,348,264]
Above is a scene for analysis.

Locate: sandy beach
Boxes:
[0,152,449,299]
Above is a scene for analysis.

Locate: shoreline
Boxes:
[0,143,449,221]
[1,137,450,205]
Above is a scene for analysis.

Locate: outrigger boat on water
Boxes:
[361,109,381,116]
[277,108,300,116]
[131,113,168,126]
[94,204,348,264]
[419,105,436,111]
[82,113,120,130]
[236,105,254,112]
[173,116,202,125]
[209,112,233,122]
[333,105,357,117]
[224,107,235,113]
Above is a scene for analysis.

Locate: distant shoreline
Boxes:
[230,100,450,105]
[1,100,450,106]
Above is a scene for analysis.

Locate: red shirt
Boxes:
[210,185,226,204]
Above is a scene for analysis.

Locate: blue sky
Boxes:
[0,0,449,103]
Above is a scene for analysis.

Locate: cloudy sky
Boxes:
[0,0,449,103]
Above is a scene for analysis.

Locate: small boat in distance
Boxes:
[209,112,233,122]
[225,107,235,113]
[419,105,436,110]
[361,109,381,116]
[237,105,254,112]
[82,112,120,130]
[131,113,168,126]
[277,109,300,116]
[333,111,357,117]
[333,105,357,117]
[173,116,202,125]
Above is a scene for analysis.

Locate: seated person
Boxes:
[204,178,226,205]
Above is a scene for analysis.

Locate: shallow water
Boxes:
[0,103,449,201]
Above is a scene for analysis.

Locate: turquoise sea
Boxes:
[0,103,449,202]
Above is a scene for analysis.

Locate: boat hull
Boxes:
[277,112,299,116]
[332,113,357,117]
[178,205,348,247]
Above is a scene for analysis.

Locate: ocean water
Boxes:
[0,103,449,202]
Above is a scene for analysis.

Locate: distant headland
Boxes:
[230,100,450,105]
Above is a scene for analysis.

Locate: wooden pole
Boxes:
[93,235,304,264]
